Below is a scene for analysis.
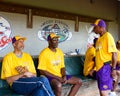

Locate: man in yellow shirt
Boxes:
[92,19,117,96]
[112,40,120,92]
[83,38,98,79]
[38,33,82,96]
[1,35,54,96]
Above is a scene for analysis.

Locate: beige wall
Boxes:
[0,11,119,57]
[0,0,119,57]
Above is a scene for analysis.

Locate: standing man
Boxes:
[1,35,54,96]
[92,19,117,96]
[38,33,82,96]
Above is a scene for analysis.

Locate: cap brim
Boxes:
[18,37,26,41]
[15,37,26,42]
[22,37,26,40]
[55,36,60,38]
[51,36,60,39]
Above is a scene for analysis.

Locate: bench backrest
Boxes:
[65,55,85,75]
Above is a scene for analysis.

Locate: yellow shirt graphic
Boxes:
[38,48,65,77]
[1,52,36,79]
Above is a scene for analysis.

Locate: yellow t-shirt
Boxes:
[38,47,65,77]
[95,32,117,71]
[83,46,96,76]
[1,52,36,79]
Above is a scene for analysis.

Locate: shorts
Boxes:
[46,75,72,82]
[96,63,113,91]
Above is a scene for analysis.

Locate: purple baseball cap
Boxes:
[12,35,26,44]
[47,33,60,41]
[91,19,106,28]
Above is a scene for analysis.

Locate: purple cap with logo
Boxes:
[12,35,26,44]
[91,19,106,28]
[47,33,60,41]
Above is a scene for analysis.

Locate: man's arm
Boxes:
[61,68,67,84]
[6,73,24,84]
[15,65,36,76]
[61,68,66,77]
[112,52,117,69]
[6,66,36,85]
[111,52,117,78]
[6,71,36,85]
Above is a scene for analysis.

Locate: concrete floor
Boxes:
[62,80,120,96]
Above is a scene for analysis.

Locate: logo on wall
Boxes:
[38,20,72,43]
[0,16,12,52]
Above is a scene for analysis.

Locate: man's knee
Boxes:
[54,83,62,94]
[54,82,62,88]
[78,78,82,85]
[39,76,49,83]
[51,80,62,90]
[68,77,82,85]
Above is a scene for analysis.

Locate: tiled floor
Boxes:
[62,80,120,96]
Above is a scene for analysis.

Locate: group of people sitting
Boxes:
[1,33,82,96]
[1,19,120,96]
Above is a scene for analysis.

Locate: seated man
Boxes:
[1,35,54,96]
[38,32,82,96]
[83,38,98,79]
[112,40,120,92]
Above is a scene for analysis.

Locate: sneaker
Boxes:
[109,92,117,96]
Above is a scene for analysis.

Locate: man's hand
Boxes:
[56,76,67,84]
[89,69,95,76]
[15,66,28,74]
[62,76,67,84]
[23,71,35,77]
[111,70,117,79]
